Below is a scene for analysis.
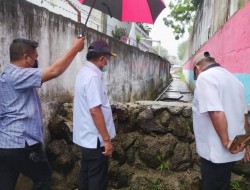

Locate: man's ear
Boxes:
[22,54,29,62]
[99,56,105,62]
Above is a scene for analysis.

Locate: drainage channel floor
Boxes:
[157,75,193,103]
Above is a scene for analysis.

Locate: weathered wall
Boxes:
[0,0,170,144]
[183,0,250,106]
[17,101,250,190]
[188,0,249,56]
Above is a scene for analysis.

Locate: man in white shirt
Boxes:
[73,40,116,190]
[192,51,250,190]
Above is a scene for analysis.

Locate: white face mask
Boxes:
[102,57,109,72]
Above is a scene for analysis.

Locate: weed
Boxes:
[176,68,186,82]
[157,154,170,171]
[153,178,162,190]
[231,180,244,190]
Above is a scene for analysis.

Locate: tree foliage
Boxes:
[163,0,201,40]
[153,45,169,59]
[111,26,127,40]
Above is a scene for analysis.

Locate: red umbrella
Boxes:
[78,0,166,35]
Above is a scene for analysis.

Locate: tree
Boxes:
[177,40,188,60]
[153,45,169,59]
[111,26,127,40]
[163,0,201,40]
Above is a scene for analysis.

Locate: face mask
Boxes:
[102,57,109,72]
[33,60,38,68]
[102,65,108,72]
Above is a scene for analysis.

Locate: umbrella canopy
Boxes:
[78,0,166,24]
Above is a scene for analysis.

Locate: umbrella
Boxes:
[78,0,166,36]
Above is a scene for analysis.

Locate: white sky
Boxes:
[26,0,188,57]
[150,0,188,57]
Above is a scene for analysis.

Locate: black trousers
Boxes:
[200,157,235,190]
[0,143,52,190]
[78,140,109,190]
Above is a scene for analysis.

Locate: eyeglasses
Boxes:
[103,57,109,63]
[28,55,37,61]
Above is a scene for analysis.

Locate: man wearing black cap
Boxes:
[73,40,116,190]
[192,51,250,190]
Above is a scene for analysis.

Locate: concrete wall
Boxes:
[188,0,249,56]
[0,0,170,102]
[0,0,170,144]
[183,0,250,105]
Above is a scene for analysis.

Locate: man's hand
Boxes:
[72,36,85,52]
[227,140,245,154]
[102,140,113,157]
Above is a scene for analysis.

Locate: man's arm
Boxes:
[209,111,229,148]
[42,37,84,83]
[209,111,245,154]
[90,105,113,157]
[244,114,250,133]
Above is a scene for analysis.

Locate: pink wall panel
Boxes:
[183,1,250,74]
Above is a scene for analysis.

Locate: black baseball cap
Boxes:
[88,40,116,56]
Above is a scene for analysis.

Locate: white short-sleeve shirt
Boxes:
[192,66,247,163]
[73,61,116,148]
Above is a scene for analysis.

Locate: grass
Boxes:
[176,68,186,82]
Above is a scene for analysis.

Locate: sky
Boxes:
[149,0,188,57]
[26,0,188,57]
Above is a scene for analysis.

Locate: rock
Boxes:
[48,116,72,143]
[182,106,192,118]
[138,108,171,134]
[47,139,68,159]
[47,140,75,172]
[137,133,176,172]
[112,140,126,165]
[50,171,67,190]
[129,170,201,190]
[159,134,177,159]
[55,152,75,172]
[138,136,161,168]
[44,101,207,189]
[65,160,81,189]
[169,142,193,171]
[233,162,250,176]
[169,116,189,137]
[114,103,129,121]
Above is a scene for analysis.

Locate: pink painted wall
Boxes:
[183,1,250,73]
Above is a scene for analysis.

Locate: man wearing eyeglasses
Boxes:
[0,37,84,190]
[73,40,116,190]
[192,51,250,190]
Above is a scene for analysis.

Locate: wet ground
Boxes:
[156,74,193,103]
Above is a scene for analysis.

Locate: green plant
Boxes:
[231,180,244,190]
[157,154,170,171]
[163,0,201,40]
[136,35,141,42]
[238,0,245,9]
[176,68,186,82]
[111,26,127,40]
[153,178,162,190]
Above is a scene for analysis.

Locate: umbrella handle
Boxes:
[78,0,97,38]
